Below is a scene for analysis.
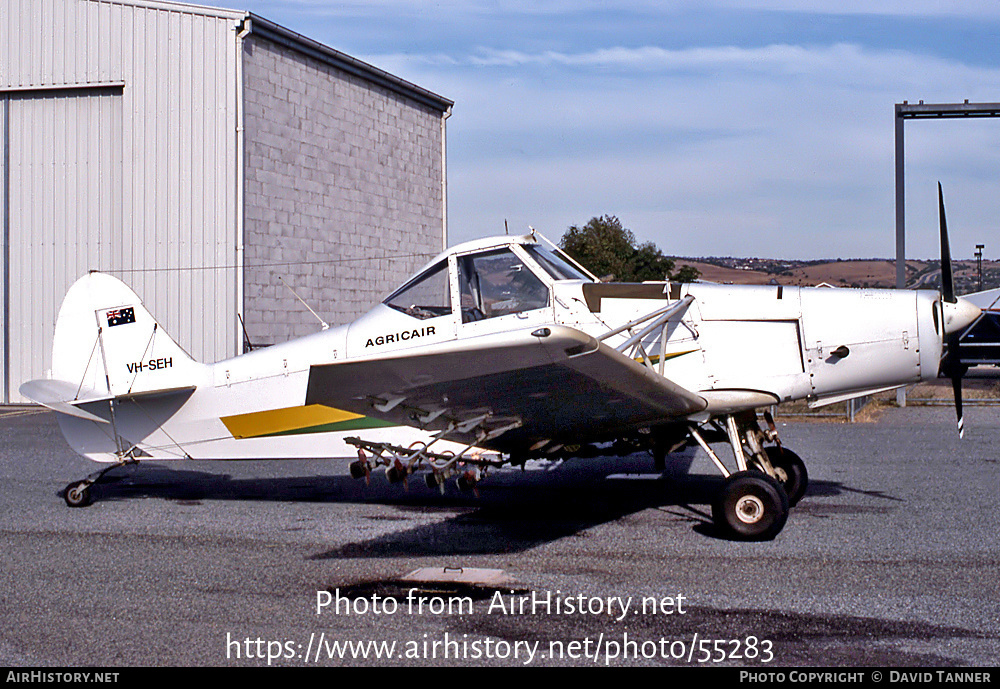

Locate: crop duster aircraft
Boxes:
[22,186,981,540]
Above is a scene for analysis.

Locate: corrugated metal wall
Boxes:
[5,89,124,399]
[0,0,243,401]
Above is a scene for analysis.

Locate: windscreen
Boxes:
[525,245,591,281]
[458,249,550,322]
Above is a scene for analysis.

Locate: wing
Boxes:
[305,325,707,454]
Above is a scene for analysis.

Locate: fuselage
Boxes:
[51,233,977,462]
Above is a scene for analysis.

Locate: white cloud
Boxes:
[706,1,1000,18]
[237,0,1000,20]
[373,42,1000,258]
[197,0,1000,258]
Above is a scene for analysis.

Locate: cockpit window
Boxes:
[525,245,591,281]
[458,249,549,322]
[384,261,451,320]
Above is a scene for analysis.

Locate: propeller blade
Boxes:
[951,365,965,439]
[939,182,956,303]
[938,185,968,438]
[944,330,969,439]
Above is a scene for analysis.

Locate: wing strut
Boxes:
[598,295,695,372]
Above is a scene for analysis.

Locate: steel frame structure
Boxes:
[894,100,1000,406]
[894,100,1000,289]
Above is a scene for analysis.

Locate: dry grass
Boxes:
[672,261,775,285]
[674,258,996,289]
[672,259,908,288]
[767,376,1000,424]
[769,398,855,423]
[905,378,1000,400]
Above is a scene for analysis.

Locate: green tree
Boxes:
[560,215,677,282]
[672,264,701,283]
[560,215,636,281]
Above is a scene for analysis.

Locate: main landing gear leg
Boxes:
[765,445,808,507]
[691,411,807,541]
[758,410,808,507]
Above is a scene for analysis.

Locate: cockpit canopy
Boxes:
[383,237,590,322]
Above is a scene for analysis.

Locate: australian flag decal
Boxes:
[106,307,136,327]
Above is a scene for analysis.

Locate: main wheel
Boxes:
[712,471,789,541]
[765,446,808,507]
[64,481,93,508]
[652,446,666,472]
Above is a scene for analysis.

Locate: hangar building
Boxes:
[0,0,453,402]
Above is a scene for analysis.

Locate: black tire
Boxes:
[712,471,789,541]
[349,459,370,480]
[652,447,666,472]
[765,446,808,507]
[64,481,93,508]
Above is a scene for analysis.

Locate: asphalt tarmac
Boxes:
[1,404,998,667]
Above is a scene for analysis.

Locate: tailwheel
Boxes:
[764,446,807,507]
[61,456,137,508]
[64,480,94,508]
[713,471,789,541]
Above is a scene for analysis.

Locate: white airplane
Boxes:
[21,186,980,540]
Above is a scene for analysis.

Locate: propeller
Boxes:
[937,183,969,438]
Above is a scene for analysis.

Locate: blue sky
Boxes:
[200,1,1000,259]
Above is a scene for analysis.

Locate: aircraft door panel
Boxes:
[698,319,805,394]
[457,248,554,335]
[799,289,921,395]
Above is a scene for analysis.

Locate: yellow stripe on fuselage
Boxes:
[221,404,390,439]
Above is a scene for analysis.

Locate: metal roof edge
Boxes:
[86,0,248,22]
[246,13,453,113]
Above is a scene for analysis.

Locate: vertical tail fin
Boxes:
[49,272,205,399]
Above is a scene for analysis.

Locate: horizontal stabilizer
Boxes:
[20,378,197,423]
[19,379,111,424]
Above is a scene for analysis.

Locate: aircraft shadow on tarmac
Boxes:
[68,451,902,555]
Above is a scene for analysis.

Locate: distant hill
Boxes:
[672,257,1000,294]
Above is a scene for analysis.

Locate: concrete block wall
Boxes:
[242,35,447,346]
